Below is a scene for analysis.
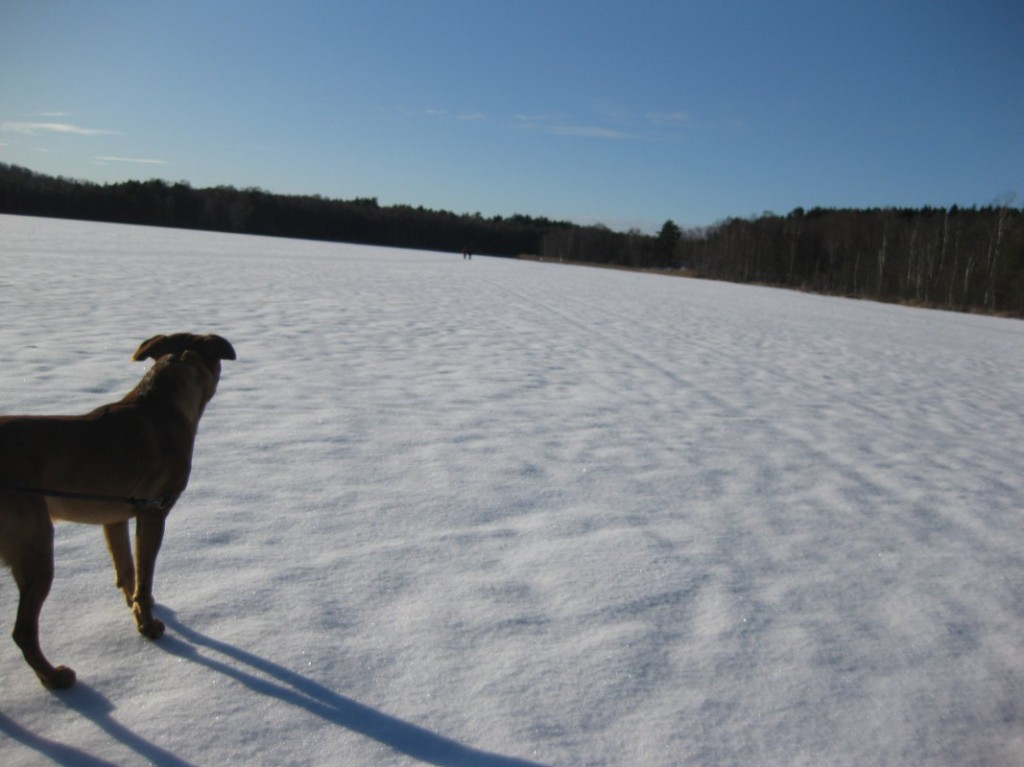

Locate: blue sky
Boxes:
[2,1,1021,231]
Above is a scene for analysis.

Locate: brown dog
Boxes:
[0,333,235,689]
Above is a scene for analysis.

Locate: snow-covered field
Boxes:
[1,213,1022,766]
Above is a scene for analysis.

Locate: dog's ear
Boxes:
[133,334,236,362]
[133,334,172,361]
[194,334,236,361]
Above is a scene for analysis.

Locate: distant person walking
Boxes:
[462,247,472,260]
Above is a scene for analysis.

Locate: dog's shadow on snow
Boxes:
[155,609,547,767]
[0,682,196,767]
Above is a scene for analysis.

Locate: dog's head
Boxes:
[133,334,236,365]
[132,334,236,414]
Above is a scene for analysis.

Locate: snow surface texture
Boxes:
[0,214,1022,766]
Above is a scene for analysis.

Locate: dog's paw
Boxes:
[132,601,166,639]
[41,665,77,690]
[137,618,166,640]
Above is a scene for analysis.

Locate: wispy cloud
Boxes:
[513,112,559,124]
[95,156,167,165]
[514,113,632,140]
[419,108,487,122]
[1,121,120,136]
[514,102,696,140]
[646,111,692,126]
[591,100,634,125]
[420,104,691,141]
[547,125,630,139]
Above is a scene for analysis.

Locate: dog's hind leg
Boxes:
[131,510,167,639]
[104,521,136,606]
[1,505,76,689]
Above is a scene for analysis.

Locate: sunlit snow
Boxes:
[1,214,1022,766]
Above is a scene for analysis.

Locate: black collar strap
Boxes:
[0,483,176,511]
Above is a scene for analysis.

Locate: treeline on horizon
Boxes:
[2,162,1022,316]
[0,163,568,258]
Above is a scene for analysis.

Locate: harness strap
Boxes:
[0,483,176,511]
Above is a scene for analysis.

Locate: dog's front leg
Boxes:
[132,510,167,639]
[103,521,135,606]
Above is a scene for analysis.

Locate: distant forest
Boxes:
[2,162,1022,315]
[543,202,1024,316]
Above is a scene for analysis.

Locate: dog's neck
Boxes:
[126,356,218,428]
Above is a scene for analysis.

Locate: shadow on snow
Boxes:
[0,683,195,767]
[0,608,547,767]
[155,608,547,767]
